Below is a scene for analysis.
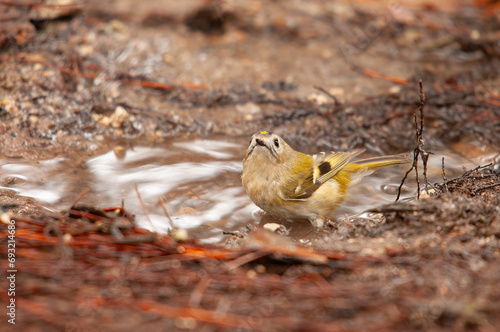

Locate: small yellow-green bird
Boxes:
[242,130,409,227]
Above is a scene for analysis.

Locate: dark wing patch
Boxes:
[314,150,365,185]
[317,162,332,176]
[285,150,365,201]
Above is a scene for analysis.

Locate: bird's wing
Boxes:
[285,149,364,200]
[313,149,365,185]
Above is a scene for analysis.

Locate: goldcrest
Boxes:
[242,130,409,227]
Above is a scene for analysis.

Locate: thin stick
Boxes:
[313,86,339,105]
[359,67,408,85]
[441,157,449,192]
[418,84,431,192]
[413,112,421,199]
[189,276,212,308]
[396,80,431,201]
[473,182,500,194]
[158,197,175,230]
[135,185,158,233]
[70,187,91,209]
[224,250,269,271]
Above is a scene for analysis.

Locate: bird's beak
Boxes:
[255,138,266,147]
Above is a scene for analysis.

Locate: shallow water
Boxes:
[0,138,497,243]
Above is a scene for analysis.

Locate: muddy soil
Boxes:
[1,1,500,331]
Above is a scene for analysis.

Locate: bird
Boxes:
[242,130,409,227]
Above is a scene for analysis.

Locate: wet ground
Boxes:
[1,0,500,331]
[0,140,494,243]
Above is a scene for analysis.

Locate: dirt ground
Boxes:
[1,0,500,331]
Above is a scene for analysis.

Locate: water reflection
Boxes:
[86,142,249,242]
[0,158,66,204]
[0,140,497,243]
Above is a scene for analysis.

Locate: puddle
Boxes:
[1,138,497,243]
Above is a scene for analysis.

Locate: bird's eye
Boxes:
[274,139,279,148]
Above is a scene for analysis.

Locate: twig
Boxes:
[313,86,339,105]
[396,80,432,201]
[67,209,111,222]
[441,157,449,192]
[486,98,500,107]
[413,112,421,197]
[224,250,269,271]
[337,43,407,85]
[189,276,212,307]
[460,163,492,179]
[473,182,500,194]
[158,197,175,230]
[135,185,158,233]
[70,187,91,209]
[358,67,408,85]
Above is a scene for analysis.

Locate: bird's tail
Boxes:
[354,153,411,170]
[337,153,410,185]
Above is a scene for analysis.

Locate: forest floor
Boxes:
[1,1,499,331]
